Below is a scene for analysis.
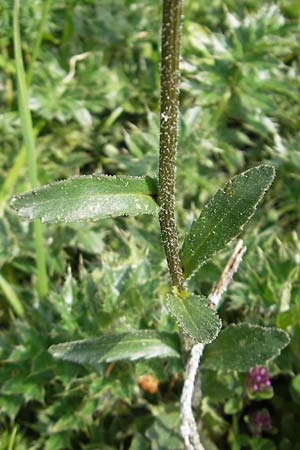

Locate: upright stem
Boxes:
[26,0,53,85]
[158,0,185,292]
[13,0,48,298]
[2,1,50,215]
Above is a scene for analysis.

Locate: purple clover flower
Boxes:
[249,409,272,437]
[246,366,271,392]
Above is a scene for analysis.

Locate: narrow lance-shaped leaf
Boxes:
[49,331,180,365]
[166,293,221,344]
[202,324,290,372]
[181,165,275,278]
[10,175,158,223]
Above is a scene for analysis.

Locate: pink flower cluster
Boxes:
[249,410,272,437]
[246,366,271,392]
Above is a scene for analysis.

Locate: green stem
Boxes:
[26,0,53,85]
[0,146,26,216]
[1,0,49,213]
[13,0,48,298]
[8,425,18,450]
[0,128,41,216]
[158,0,185,292]
[0,273,25,318]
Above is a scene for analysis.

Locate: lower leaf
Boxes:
[202,323,290,371]
[49,331,180,365]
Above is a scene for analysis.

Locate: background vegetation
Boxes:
[0,0,300,449]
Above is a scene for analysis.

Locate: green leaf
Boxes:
[224,397,243,415]
[276,305,300,330]
[129,433,151,450]
[201,370,232,403]
[0,395,23,421]
[10,175,158,223]
[166,293,221,343]
[145,408,182,450]
[291,374,300,405]
[0,273,24,318]
[49,331,180,365]
[202,324,290,372]
[181,165,275,278]
[45,433,71,450]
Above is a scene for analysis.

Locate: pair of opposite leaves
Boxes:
[11,164,275,344]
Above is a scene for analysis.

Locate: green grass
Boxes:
[13,0,48,297]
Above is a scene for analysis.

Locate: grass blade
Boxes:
[0,273,24,318]
[13,0,48,297]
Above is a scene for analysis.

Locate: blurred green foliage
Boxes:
[0,0,300,448]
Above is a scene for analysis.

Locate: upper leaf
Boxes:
[49,331,180,365]
[166,293,221,344]
[202,323,290,371]
[10,175,158,223]
[181,165,275,278]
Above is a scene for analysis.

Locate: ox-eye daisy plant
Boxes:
[11,0,290,448]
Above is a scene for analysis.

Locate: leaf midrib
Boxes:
[24,191,157,203]
[18,192,158,215]
[175,296,210,339]
[53,336,180,357]
[183,180,266,273]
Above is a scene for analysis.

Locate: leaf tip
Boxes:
[258,163,276,180]
[48,344,60,359]
[9,195,25,218]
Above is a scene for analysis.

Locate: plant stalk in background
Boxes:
[26,0,53,85]
[13,0,48,297]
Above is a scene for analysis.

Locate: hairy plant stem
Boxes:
[13,0,48,298]
[158,0,185,293]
